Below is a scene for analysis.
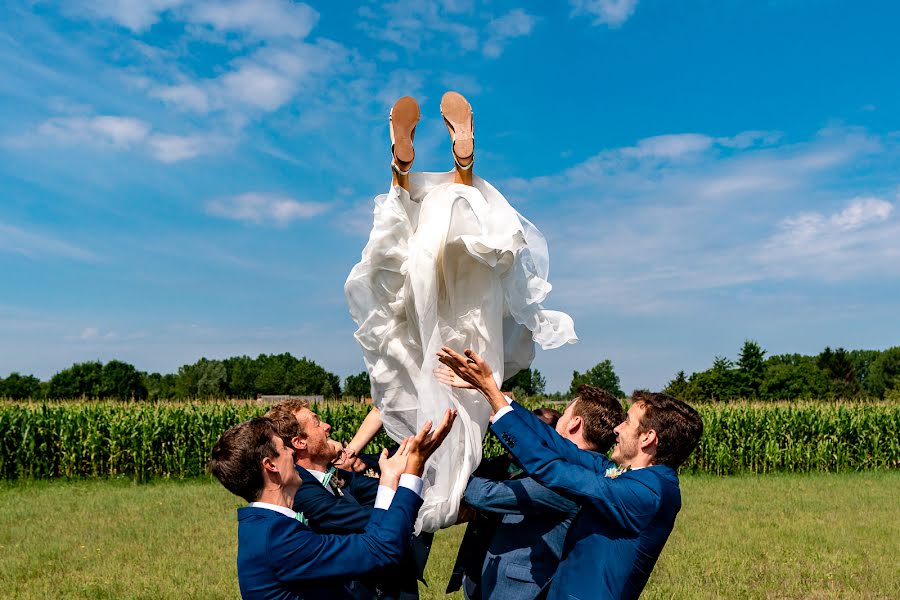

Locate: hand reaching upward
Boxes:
[433,364,474,389]
[405,408,458,475]
[436,347,508,413]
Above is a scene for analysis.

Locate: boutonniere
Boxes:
[604,465,631,479]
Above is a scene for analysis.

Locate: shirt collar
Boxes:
[248,501,299,520]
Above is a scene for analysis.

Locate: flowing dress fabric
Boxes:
[345,171,577,532]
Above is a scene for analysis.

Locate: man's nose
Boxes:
[324,422,331,433]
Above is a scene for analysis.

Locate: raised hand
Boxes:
[436,347,497,394]
[405,408,458,475]
[378,437,411,489]
[433,364,474,389]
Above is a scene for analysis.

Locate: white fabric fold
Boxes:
[344,171,577,532]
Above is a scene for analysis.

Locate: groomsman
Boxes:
[456,387,625,600]
[210,408,456,600]
[437,347,703,600]
[266,399,430,599]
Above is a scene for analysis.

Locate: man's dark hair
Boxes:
[574,385,626,452]
[633,391,703,469]
[532,407,562,428]
[209,417,279,503]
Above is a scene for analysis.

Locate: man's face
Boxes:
[270,435,300,489]
[294,408,337,462]
[611,402,646,465]
[555,399,578,441]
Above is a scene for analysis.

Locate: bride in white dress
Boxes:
[344,93,577,532]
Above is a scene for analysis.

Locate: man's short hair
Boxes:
[574,385,626,452]
[265,407,302,445]
[633,391,703,469]
[532,407,562,428]
[267,398,311,438]
[209,417,279,503]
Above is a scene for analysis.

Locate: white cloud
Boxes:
[0,221,99,262]
[78,0,185,32]
[205,192,331,226]
[483,9,538,58]
[150,83,210,112]
[35,116,150,148]
[570,0,639,28]
[185,0,318,40]
[358,2,478,53]
[147,133,215,162]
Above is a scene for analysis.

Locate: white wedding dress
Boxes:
[345,171,577,532]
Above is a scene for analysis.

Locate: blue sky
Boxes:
[2,0,900,394]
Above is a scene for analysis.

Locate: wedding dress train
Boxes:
[345,171,577,532]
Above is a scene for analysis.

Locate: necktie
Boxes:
[321,466,344,496]
[295,511,308,526]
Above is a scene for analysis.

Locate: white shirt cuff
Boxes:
[374,485,395,510]
[492,405,514,422]
[399,473,424,497]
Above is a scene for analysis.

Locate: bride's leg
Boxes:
[389,96,419,191]
[441,91,474,186]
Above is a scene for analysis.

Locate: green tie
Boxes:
[321,466,343,496]
[295,512,308,526]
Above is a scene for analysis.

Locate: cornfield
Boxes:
[0,400,897,481]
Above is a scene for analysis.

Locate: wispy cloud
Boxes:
[205,192,331,226]
[516,127,896,315]
[0,221,100,262]
[570,0,639,28]
[483,10,539,59]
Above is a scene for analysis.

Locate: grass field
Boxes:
[1,473,898,599]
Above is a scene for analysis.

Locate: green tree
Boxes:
[502,368,546,397]
[737,340,766,398]
[177,358,227,398]
[760,354,831,400]
[570,360,623,397]
[817,347,861,398]
[866,346,900,399]
[100,360,148,400]
[224,355,259,398]
[344,371,371,399]
[663,370,691,400]
[0,372,43,399]
[142,372,178,401]
[47,361,103,399]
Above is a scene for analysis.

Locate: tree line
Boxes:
[1,342,898,401]
[663,341,900,402]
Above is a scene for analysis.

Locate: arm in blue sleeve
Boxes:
[464,475,577,516]
[271,487,423,584]
[492,410,659,534]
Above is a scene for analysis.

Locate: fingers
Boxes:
[415,419,434,441]
[396,437,411,456]
[438,346,468,364]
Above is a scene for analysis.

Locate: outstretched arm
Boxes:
[464,475,577,516]
[491,408,659,534]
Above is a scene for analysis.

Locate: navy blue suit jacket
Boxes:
[491,402,682,600]
[236,486,422,600]
[464,474,579,600]
[293,466,379,534]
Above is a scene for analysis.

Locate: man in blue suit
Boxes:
[266,399,430,599]
[210,408,456,600]
[453,389,624,600]
[438,347,703,600]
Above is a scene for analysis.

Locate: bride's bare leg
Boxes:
[389,96,419,191]
[440,91,474,186]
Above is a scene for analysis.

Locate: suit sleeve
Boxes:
[464,476,577,516]
[505,401,617,472]
[491,409,660,534]
[293,476,373,533]
[270,487,423,584]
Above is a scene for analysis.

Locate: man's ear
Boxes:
[291,436,302,451]
[568,415,583,435]
[639,428,658,452]
[262,455,279,473]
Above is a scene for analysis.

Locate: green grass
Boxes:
[1,473,898,599]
